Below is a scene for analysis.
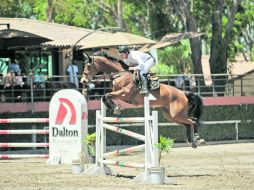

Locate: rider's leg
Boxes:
[139,58,155,94]
[140,73,149,94]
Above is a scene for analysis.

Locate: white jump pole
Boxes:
[0,118,49,123]
[0,154,49,159]
[0,130,49,135]
[152,111,159,168]
[144,95,151,177]
[0,143,49,148]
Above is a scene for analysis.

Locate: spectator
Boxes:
[66,61,79,89]
[8,59,21,74]
[15,69,24,87]
[175,75,192,91]
[34,72,45,88]
[4,70,15,89]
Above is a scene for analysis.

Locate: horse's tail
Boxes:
[185,92,204,123]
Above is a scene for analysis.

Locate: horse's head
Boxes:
[80,53,98,85]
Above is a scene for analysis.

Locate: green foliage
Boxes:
[155,136,175,154]
[83,132,96,156]
[0,0,34,17]
[155,40,193,74]
[251,47,254,61]
[151,63,175,74]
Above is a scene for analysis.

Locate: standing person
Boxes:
[66,61,79,89]
[118,45,156,94]
[8,59,21,74]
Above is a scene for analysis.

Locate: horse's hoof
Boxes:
[114,108,121,115]
[191,142,197,148]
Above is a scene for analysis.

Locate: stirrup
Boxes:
[140,89,149,94]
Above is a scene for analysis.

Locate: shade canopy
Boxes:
[0,29,50,49]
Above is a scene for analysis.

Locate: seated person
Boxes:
[15,69,24,87]
[4,70,15,89]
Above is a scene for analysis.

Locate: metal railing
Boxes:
[0,73,254,103]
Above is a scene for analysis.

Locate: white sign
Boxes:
[49,89,88,164]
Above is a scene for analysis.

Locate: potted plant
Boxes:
[83,132,96,163]
[155,136,175,164]
[150,136,175,184]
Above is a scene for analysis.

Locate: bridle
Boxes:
[82,53,98,84]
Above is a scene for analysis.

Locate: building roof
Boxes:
[0,17,106,48]
[0,18,155,48]
[202,54,254,76]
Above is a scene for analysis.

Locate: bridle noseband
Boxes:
[84,56,98,83]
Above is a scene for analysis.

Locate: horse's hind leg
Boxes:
[184,124,198,148]
[161,108,197,148]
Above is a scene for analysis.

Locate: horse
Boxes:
[80,54,204,148]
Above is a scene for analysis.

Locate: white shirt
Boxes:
[125,51,151,67]
[124,51,155,74]
[67,64,79,88]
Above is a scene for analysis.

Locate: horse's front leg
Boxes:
[103,89,125,115]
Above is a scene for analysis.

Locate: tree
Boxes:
[46,0,55,22]
[169,0,206,89]
[208,0,240,95]
[0,0,34,18]
[234,0,254,61]
[209,0,241,74]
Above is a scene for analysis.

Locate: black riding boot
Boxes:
[140,74,149,94]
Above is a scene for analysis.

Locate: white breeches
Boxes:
[136,58,156,75]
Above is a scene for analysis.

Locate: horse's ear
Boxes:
[83,52,92,64]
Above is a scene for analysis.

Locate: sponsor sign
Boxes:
[49,90,88,164]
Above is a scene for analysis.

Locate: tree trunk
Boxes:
[47,0,55,22]
[117,0,123,30]
[172,0,206,91]
[209,0,240,95]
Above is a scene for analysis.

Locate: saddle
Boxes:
[132,70,160,91]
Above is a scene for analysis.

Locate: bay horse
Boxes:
[80,53,204,148]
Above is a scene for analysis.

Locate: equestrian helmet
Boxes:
[118,45,129,53]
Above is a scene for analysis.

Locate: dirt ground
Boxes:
[0,142,254,190]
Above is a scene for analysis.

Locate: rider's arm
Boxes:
[128,51,145,70]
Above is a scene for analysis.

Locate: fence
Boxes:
[1,74,254,103]
[0,119,252,160]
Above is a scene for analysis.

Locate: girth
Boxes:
[109,71,129,81]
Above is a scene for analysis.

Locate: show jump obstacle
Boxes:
[83,95,173,184]
[0,90,88,164]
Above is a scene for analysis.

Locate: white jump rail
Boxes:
[84,96,171,184]
[0,118,49,159]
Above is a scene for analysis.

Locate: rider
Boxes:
[118,45,156,94]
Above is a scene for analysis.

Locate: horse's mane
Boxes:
[93,51,129,70]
